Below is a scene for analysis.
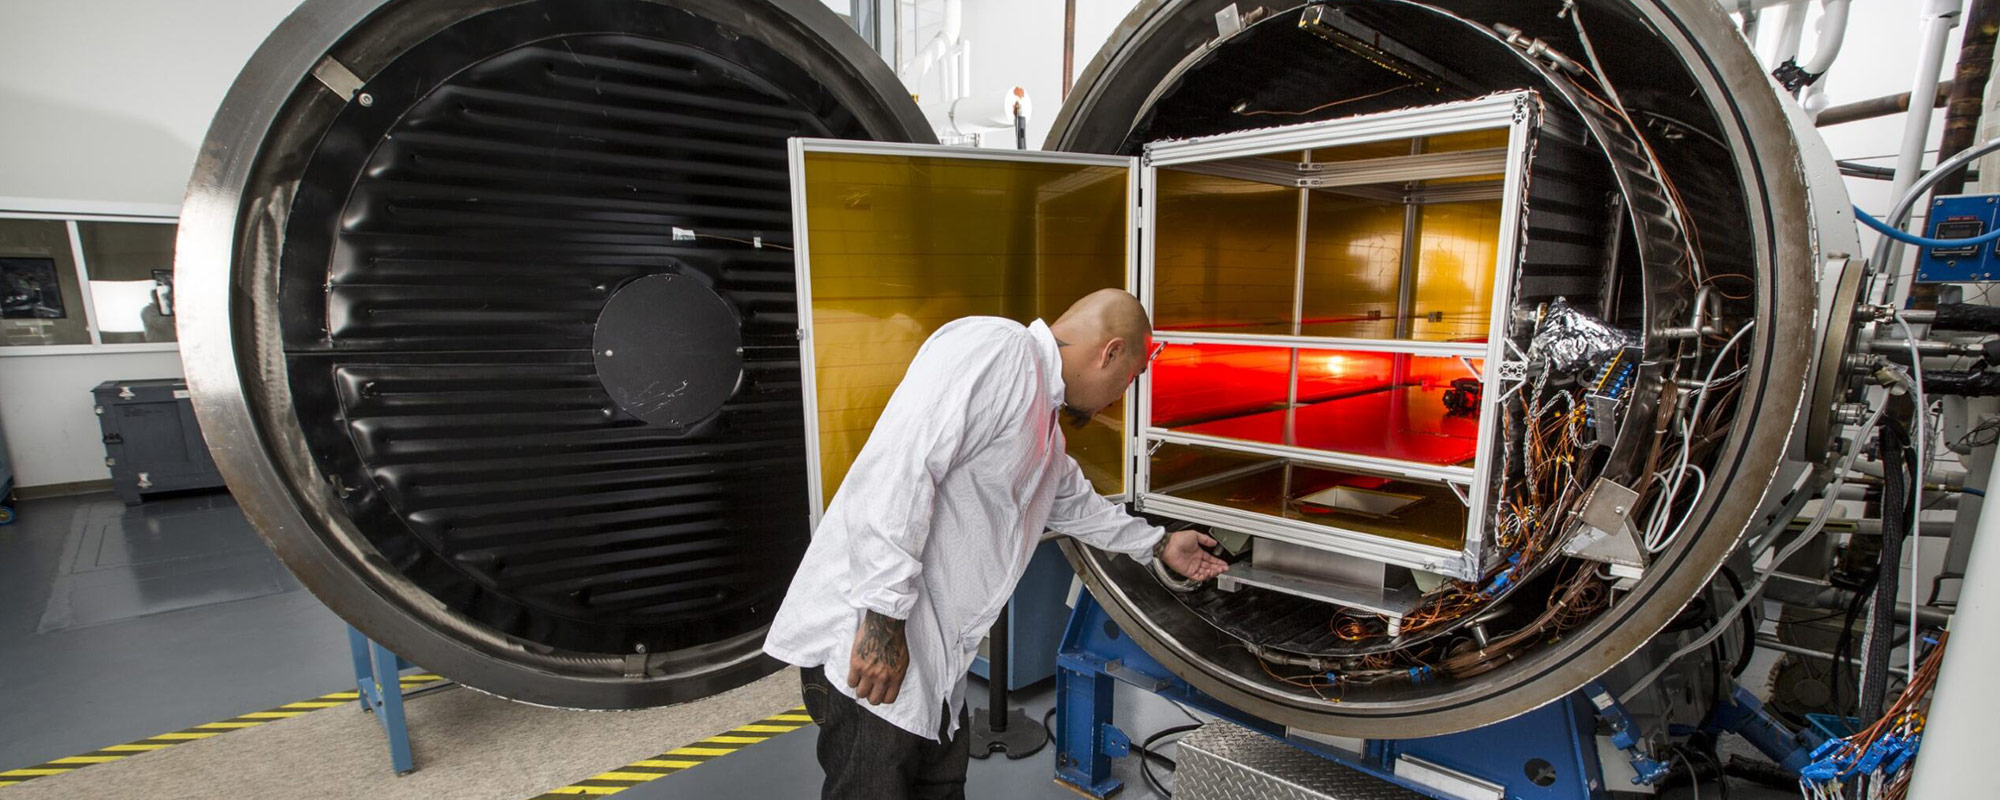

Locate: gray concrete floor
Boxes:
[0,491,352,771]
[0,491,1802,799]
[627,677,1195,800]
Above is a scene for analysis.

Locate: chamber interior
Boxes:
[1102,0,1762,712]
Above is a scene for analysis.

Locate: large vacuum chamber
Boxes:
[179,0,1854,737]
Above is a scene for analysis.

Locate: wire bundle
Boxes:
[1798,632,1948,800]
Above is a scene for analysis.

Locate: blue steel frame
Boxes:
[348,626,417,775]
[1054,590,1607,800]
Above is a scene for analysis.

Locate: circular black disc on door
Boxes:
[179,0,931,709]
[594,274,745,429]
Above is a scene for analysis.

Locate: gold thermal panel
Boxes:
[797,150,1130,504]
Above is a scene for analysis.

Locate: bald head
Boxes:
[1052,288,1152,347]
[1049,289,1154,415]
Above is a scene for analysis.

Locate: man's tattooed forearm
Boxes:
[857,611,907,665]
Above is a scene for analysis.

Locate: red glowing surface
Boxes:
[1149,345,1392,424]
[1176,386,1481,467]
[1148,344,1483,467]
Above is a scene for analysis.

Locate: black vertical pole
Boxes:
[970,598,1046,758]
[989,604,1010,732]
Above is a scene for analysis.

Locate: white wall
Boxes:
[0,351,186,488]
[0,0,299,488]
[0,0,303,206]
[900,0,1139,149]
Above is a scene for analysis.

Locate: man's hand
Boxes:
[1159,529,1228,581]
[848,610,911,705]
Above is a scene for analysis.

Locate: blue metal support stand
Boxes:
[1054,590,1610,800]
[348,626,417,775]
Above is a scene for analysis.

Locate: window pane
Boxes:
[76,221,179,344]
[0,220,92,347]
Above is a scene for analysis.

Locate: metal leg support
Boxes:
[1054,650,1125,797]
[348,626,416,775]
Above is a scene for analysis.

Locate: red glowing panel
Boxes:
[1149,344,1394,426]
[1156,349,1485,468]
[1179,385,1481,467]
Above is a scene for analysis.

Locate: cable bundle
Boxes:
[1798,632,1948,800]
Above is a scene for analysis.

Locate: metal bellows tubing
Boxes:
[1050,0,1832,737]
[177,0,932,710]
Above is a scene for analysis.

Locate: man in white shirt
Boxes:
[764,289,1226,799]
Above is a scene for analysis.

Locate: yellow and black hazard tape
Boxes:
[528,705,814,798]
[0,674,445,789]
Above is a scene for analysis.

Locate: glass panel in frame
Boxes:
[794,145,1131,507]
[0,219,91,347]
[1146,440,1468,550]
[76,221,179,344]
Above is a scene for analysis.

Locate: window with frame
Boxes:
[0,213,179,350]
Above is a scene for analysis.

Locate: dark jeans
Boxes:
[800,665,969,800]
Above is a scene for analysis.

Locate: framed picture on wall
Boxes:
[1,257,69,320]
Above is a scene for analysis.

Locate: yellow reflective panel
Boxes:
[1307,137,1419,164]
[1299,192,1404,339]
[1298,195,1499,342]
[1422,128,1510,153]
[1147,442,1466,550]
[1408,200,1501,343]
[1151,169,1299,335]
[800,150,1129,504]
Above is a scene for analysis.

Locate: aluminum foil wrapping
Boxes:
[1528,298,1637,375]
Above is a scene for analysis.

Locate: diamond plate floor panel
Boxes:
[1176,722,1424,800]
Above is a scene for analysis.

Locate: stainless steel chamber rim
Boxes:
[1053,0,1826,737]
[177,0,934,710]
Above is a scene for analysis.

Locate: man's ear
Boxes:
[1100,337,1127,368]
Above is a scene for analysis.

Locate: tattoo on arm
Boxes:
[856,611,908,666]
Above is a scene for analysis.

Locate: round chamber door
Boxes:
[178,0,930,709]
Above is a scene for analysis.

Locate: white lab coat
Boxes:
[763,317,1163,741]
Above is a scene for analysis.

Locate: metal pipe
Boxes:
[1907,426,2000,796]
[1764,574,1956,628]
[1772,0,1809,65]
[1754,636,1912,679]
[1061,0,1075,100]
[1816,85,1953,127]
[1849,458,1968,488]
[1941,400,1997,601]
[1858,336,1985,358]
[1888,1,1966,213]
[1799,0,1852,75]
[1724,0,1820,12]
[1934,0,2000,196]
[1836,159,1980,182]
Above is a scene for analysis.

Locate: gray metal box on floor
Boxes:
[1175,723,1426,800]
[93,379,226,505]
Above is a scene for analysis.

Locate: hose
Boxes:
[1866,137,2000,304]
[1854,205,2000,248]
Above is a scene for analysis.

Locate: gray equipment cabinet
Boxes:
[93,379,226,505]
